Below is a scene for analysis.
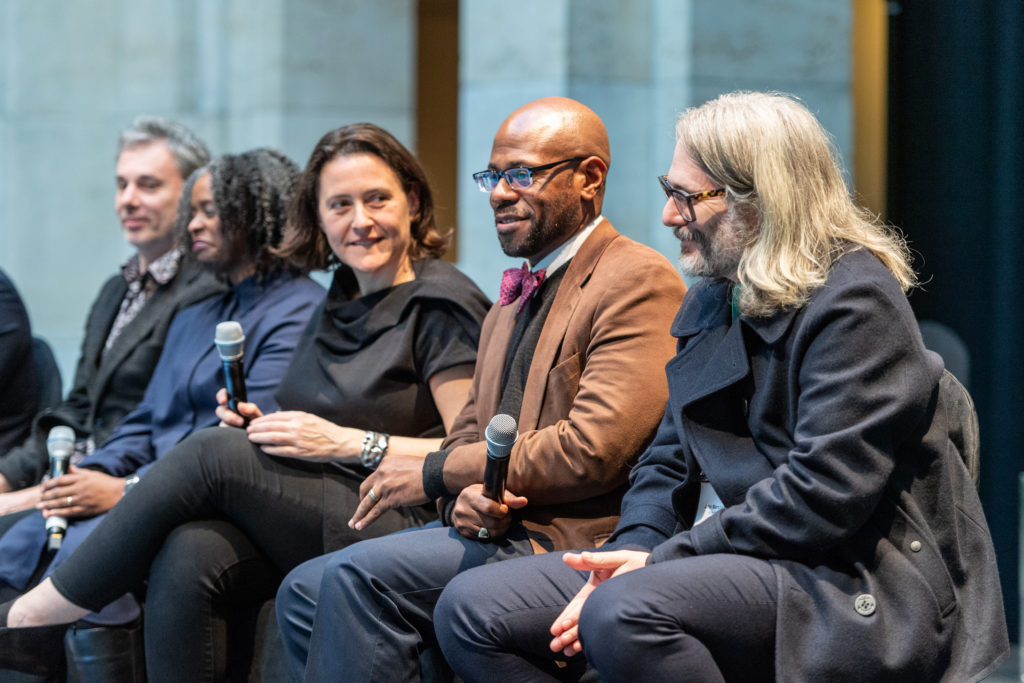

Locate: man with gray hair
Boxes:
[0,116,224,506]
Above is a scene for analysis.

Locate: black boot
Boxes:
[0,599,70,675]
[64,619,146,683]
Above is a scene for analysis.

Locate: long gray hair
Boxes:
[677,91,915,316]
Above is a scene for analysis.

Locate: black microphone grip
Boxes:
[481,453,510,502]
[481,414,518,502]
[215,321,248,428]
[222,359,247,413]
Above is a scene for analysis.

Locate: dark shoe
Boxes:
[0,599,70,675]
[65,619,146,683]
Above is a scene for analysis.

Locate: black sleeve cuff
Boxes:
[422,449,451,501]
[602,523,672,554]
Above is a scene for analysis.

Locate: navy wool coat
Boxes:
[610,248,1008,682]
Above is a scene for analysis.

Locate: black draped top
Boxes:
[274,259,489,451]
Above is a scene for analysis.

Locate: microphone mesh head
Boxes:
[214,321,245,360]
[47,425,75,446]
[47,425,75,459]
[485,414,518,449]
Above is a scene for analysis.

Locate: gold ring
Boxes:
[368,488,379,503]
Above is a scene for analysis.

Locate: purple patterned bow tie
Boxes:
[498,262,546,314]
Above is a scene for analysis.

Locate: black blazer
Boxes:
[0,259,224,489]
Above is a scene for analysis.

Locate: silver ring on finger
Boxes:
[477,527,490,540]
[66,496,73,506]
[368,488,379,503]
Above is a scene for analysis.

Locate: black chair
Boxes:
[938,368,980,488]
[919,320,971,390]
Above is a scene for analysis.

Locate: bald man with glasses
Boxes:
[275,96,687,681]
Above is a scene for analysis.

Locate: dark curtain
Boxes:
[888,0,1024,642]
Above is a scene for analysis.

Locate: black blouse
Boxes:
[274,258,490,449]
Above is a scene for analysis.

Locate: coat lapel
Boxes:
[665,281,801,505]
[474,305,516,425]
[666,280,748,411]
[83,279,127,373]
[668,321,765,505]
[666,277,799,411]
[667,322,749,411]
[517,219,617,431]
[92,267,206,399]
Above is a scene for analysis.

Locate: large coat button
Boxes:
[910,540,922,552]
[854,594,876,616]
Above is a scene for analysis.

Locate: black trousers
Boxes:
[435,551,778,683]
[144,520,280,682]
[47,427,428,681]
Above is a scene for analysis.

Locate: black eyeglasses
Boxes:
[472,157,587,193]
[658,175,725,222]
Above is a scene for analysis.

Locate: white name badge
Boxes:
[694,481,724,526]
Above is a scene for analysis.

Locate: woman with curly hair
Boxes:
[0,124,490,682]
[0,147,325,678]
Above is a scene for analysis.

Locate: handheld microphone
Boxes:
[45,425,75,552]
[214,321,247,426]
[482,414,518,502]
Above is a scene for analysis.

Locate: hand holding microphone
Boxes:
[453,414,525,542]
[215,321,248,427]
[482,414,517,502]
[44,426,75,552]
